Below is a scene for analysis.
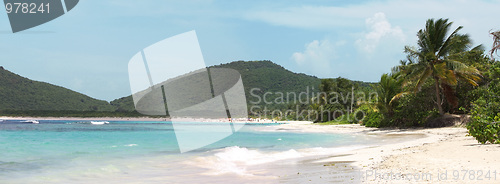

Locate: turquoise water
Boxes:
[0,120,375,183]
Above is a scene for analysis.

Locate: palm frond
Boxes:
[400,63,427,87]
[455,72,481,86]
[404,46,423,59]
[471,44,485,52]
[445,33,471,54]
[437,26,463,57]
[414,66,432,91]
[389,91,410,105]
[432,62,457,86]
[446,60,480,74]
[442,69,458,86]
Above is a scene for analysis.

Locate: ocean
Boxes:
[0,120,386,183]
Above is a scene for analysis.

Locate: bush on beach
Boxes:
[466,61,500,144]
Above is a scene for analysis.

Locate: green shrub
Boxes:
[389,83,437,127]
[363,111,384,127]
[466,61,500,144]
[467,98,500,144]
[467,117,500,144]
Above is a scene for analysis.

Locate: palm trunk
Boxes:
[434,78,444,115]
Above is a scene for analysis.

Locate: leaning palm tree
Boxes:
[394,18,482,115]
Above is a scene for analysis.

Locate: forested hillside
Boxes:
[1,61,374,117]
[111,60,323,112]
[0,66,115,111]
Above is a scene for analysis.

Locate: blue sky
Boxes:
[1,0,499,101]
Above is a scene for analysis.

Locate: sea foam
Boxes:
[190,145,367,176]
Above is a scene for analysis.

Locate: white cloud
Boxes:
[291,39,337,76]
[356,12,405,53]
[245,0,500,49]
[289,13,408,80]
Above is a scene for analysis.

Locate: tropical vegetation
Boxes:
[466,31,500,144]
[394,18,482,115]
[310,19,500,144]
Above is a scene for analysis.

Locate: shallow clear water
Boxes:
[0,120,377,183]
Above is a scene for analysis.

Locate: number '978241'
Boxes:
[5,3,50,14]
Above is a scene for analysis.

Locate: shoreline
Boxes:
[275,122,500,183]
[0,116,171,122]
[0,116,279,123]
[1,117,498,183]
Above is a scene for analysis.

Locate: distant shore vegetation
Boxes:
[0,110,145,118]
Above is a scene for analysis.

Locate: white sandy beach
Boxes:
[276,121,500,183]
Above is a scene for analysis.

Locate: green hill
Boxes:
[0,66,115,112]
[213,60,321,108]
[1,61,374,117]
[111,60,322,112]
[212,60,320,95]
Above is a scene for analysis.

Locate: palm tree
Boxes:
[377,73,403,116]
[395,18,482,115]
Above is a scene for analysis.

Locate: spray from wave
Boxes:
[188,145,367,176]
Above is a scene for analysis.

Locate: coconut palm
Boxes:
[394,18,482,115]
